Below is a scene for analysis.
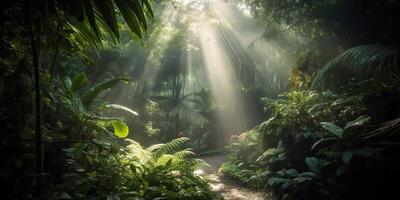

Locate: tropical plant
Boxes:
[223,79,400,199]
[52,72,137,139]
[312,45,400,90]
[55,137,217,200]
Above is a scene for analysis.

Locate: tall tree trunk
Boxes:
[25,0,43,196]
[32,30,42,197]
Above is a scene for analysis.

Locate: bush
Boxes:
[222,81,400,200]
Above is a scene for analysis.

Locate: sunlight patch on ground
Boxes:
[198,155,269,200]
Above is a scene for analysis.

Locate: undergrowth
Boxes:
[222,80,400,200]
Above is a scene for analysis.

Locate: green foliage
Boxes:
[220,130,264,188]
[319,122,343,138]
[110,120,129,138]
[2,0,400,199]
[81,77,130,107]
[53,72,137,139]
[55,136,216,199]
[61,0,153,40]
[313,45,400,90]
[223,79,400,200]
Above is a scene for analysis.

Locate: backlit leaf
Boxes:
[111,120,129,138]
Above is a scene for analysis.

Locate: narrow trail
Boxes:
[196,155,271,200]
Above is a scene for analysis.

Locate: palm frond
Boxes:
[364,117,400,139]
[249,24,287,48]
[45,0,154,44]
[81,78,130,107]
[169,102,209,126]
[312,44,400,90]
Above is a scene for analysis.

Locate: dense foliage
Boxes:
[54,137,216,199]
[222,80,400,199]
[2,0,400,199]
[0,0,219,199]
[221,1,400,199]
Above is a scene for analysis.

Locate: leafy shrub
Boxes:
[222,80,400,200]
[53,137,217,200]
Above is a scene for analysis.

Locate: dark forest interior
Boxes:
[1,0,400,199]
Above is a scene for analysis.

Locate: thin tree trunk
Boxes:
[32,27,43,199]
[25,0,43,196]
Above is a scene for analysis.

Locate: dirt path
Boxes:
[196,155,271,200]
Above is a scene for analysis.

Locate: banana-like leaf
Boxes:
[131,0,147,29]
[93,0,119,39]
[69,22,101,47]
[83,0,99,38]
[115,0,142,38]
[143,0,154,18]
[81,78,130,107]
[33,0,153,46]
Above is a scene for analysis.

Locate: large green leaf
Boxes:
[114,0,143,38]
[143,0,154,18]
[342,151,353,164]
[320,122,343,137]
[110,120,129,138]
[132,0,148,29]
[83,0,99,38]
[81,78,130,107]
[305,157,319,173]
[93,0,119,39]
[344,115,370,130]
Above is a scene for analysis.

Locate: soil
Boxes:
[196,154,272,200]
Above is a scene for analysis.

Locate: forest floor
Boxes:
[196,155,271,200]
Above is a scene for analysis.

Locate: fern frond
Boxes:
[149,137,190,160]
[174,149,195,159]
[125,139,151,164]
[155,154,178,167]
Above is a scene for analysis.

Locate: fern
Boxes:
[312,44,400,90]
[124,138,203,172]
[148,137,190,159]
[174,148,195,159]
[125,139,151,165]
